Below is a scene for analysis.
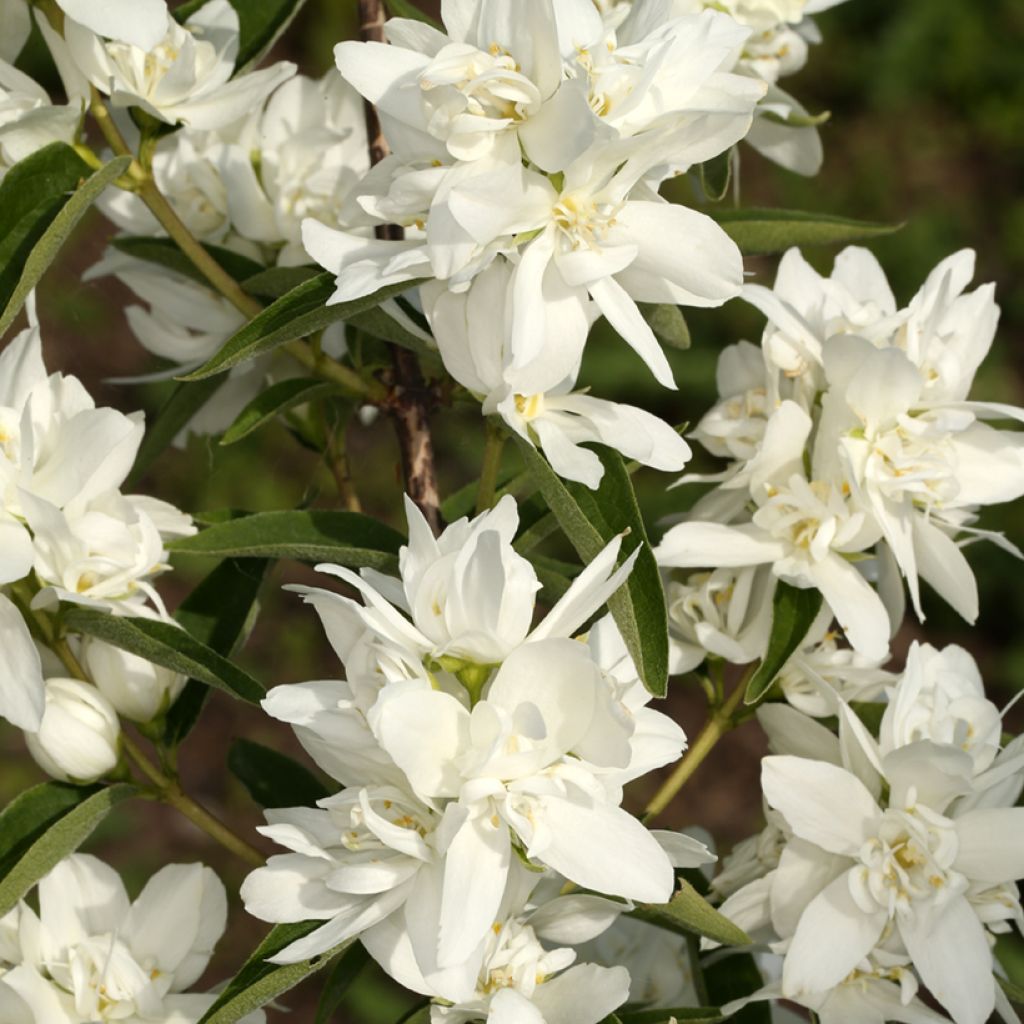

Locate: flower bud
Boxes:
[82,637,186,723]
[25,678,120,783]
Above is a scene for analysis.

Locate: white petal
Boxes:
[912,516,978,623]
[902,896,994,1024]
[528,895,623,945]
[655,521,786,569]
[0,593,44,730]
[953,808,1024,883]
[782,872,886,996]
[57,0,169,49]
[806,555,890,661]
[531,963,630,1024]
[762,756,879,856]
[39,854,130,953]
[437,814,510,967]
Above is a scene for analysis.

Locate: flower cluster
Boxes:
[658,246,1024,662]
[0,304,192,776]
[710,641,1024,1024]
[242,495,713,1021]
[0,854,261,1024]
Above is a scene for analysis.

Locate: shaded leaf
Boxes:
[163,558,270,746]
[229,0,309,71]
[515,438,669,697]
[314,944,371,1024]
[0,783,138,916]
[229,739,330,808]
[127,377,225,488]
[243,265,320,300]
[633,879,751,947]
[181,274,423,381]
[198,922,351,1024]
[0,150,131,336]
[169,509,404,570]
[221,377,339,446]
[704,952,769,1024]
[63,607,263,704]
[639,303,691,351]
[384,0,442,27]
[711,207,901,256]
[698,150,732,202]
[348,306,440,364]
[744,582,823,706]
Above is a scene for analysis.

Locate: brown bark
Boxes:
[357,0,444,534]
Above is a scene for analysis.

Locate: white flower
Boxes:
[656,400,890,659]
[214,72,369,264]
[2,853,241,1023]
[61,0,295,130]
[82,628,186,723]
[24,677,121,782]
[755,749,1024,1024]
[665,565,774,674]
[241,785,442,965]
[0,59,78,180]
[879,642,1002,774]
[369,638,678,969]
[294,493,637,673]
[429,916,630,1024]
[423,259,692,487]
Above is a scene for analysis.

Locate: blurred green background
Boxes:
[3,0,1024,1018]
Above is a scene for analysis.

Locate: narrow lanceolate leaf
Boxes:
[63,607,263,704]
[515,439,670,697]
[198,923,352,1024]
[242,265,320,300]
[169,509,405,570]
[639,303,691,351]
[348,306,441,365]
[229,0,309,70]
[181,274,423,381]
[221,378,340,446]
[111,235,265,289]
[228,739,330,809]
[0,150,131,336]
[633,879,751,947]
[0,783,137,916]
[384,0,442,27]
[127,377,225,487]
[704,953,769,1024]
[711,208,901,256]
[314,944,371,1024]
[744,581,823,706]
[698,149,732,202]
[163,558,271,746]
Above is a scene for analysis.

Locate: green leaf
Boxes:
[710,207,901,256]
[0,783,138,916]
[111,235,265,289]
[384,0,442,27]
[849,700,886,736]
[704,952,769,1024]
[0,149,131,336]
[314,944,371,1024]
[744,582,823,706]
[229,739,330,808]
[515,438,670,697]
[220,377,340,446]
[163,558,271,746]
[698,150,732,202]
[180,273,424,381]
[638,303,691,351]
[633,879,751,947]
[348,306,440,364]
[169,509,404,570]
[619,1009,724,1024]
[198,922,351,1024]
[229,0,309,71]
[127,377,225,487]
[63,607,263,704]
[242,264,320,300]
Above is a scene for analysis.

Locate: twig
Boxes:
[476,420,507,515]
[357,0,443,534]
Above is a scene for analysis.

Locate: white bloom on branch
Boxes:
[0,59,79,181]
[59,0,295,130]
[24,676,121,783]
[1,853,244,1024]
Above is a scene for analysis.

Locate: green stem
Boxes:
[643,668,751,823]
[475,420,507,515]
